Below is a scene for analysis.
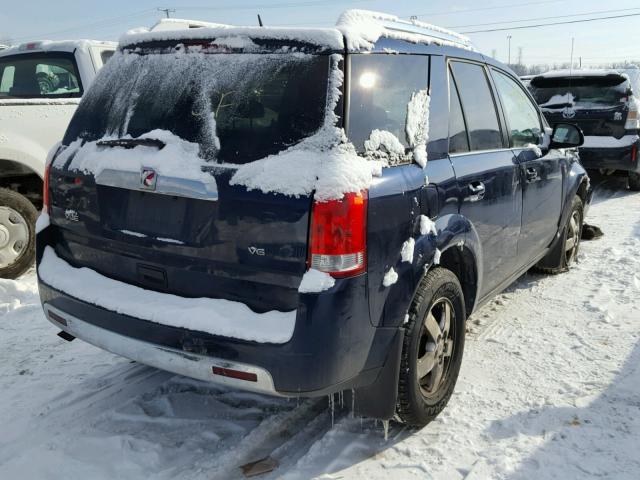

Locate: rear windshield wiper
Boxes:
[97,138,166,149]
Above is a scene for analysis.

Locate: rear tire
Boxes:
[533,195,583,275]
[0,188,37,279]
[395,267,466,427]
[629,172,640,191]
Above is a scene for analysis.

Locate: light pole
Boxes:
[507,35,512,65]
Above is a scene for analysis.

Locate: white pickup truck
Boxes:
[0,39,116,278]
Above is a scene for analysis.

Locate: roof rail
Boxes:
[337,9,473,50]
[150,18,233,32]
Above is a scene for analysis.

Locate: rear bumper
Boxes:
[37,271,398,398]
[44,303,280,395]
[579,142,639,173]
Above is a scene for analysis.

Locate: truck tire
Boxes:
[0,188,38,279]
[395,267,466,427]
[629,172,640,191]
[534,195,583,274]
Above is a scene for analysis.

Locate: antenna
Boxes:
[257,14,264,27]
[157,7,176,19]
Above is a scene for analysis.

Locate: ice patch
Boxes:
[383,267,398,287]
[298,269,336,293]
[38,247,296,344]
[401,238,415,263]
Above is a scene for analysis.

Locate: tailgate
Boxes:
[48,166,311,313]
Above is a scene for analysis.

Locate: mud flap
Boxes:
[352,329,404,420]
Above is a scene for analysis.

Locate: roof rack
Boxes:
[150,18,233,32]
[337,9,473,50]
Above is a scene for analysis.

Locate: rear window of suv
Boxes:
[530,74,630,109]
[0,53,82,98]
[65,49,330,164]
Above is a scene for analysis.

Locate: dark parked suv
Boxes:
[529,69,640,190]
[36,11,590,427]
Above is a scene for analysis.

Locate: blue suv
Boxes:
[36,11,590,427]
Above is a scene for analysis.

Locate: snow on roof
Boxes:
[120,26,345,50]
[149,18,234,32]
[533,69,628,80]
[0,39,117,57]
[120,9,472,52]
[336,9,474,51]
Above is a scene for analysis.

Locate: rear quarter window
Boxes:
[347,54,429,158]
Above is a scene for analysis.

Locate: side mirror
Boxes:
[550,123,584,149]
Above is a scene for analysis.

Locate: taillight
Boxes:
[309,191,367,278]
[43,163,51,214]
[625,99,640,130]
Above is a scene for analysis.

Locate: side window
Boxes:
[492,70,542,147]
[348,54,429,159]
[0,54,82,99]
[450,61,503,151]
[100,50,114,65]
[448,71,469,153]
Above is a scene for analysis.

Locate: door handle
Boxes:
[468,181,486,201]
[526,167,539,182]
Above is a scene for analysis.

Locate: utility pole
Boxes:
[517,46,523,66]
[507,35,512,64]
[491,48,497,59]
[157,7,175,18]
[570,37,575,74]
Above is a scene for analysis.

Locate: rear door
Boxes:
[447,60,522,297]
[491,68,563,265]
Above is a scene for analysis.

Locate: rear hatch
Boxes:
[47,39,336,313]
[530,72,632,138]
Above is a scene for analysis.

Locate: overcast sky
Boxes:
[2,0,639,66]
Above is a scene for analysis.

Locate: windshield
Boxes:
[64,50,330,164]
[530,74,630,109]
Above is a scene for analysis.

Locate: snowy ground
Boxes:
[1,177,639,480]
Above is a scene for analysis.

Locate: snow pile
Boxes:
[433,248,442,265]
[54,129,215,185]
[382,267,398,287]
[406,89,430,167]
[38,247,296,344]
[524,143,543,156]
[582,134,640,148]
[364,130,404,157]
[419,215,438,236]
[400,238,415,263]
[230,127,383,201]
[298,269,335,293]
[336,9,473,52]
[539,93,575,109]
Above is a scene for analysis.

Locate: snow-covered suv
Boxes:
[0,39,115,278]
[37,10,590,427]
